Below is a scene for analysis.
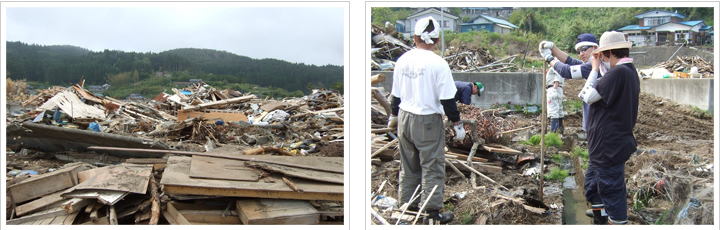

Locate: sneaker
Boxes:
[424,210,454,225]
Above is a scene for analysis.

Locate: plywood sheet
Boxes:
[189,155,262,181]
[8,163,89,204]
[236,199,319,225]
[72,164,152,194]
[62,189,129,205]
[160,156,343,201]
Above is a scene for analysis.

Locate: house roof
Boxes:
[407,7,460,20]
[701,26,713,31]
[678,20,704,27]
[464,14,518,28]
[634,10,686,19]
[617,25,653,31]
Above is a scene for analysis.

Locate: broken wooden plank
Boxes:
[190,155,262,181]
[485,144,522,154]
[260,101,290,112]
[61,198,91,213]
[181,95,255,111]
[235,199,319,225]
[289,107,344,118]
[6,206,68,225]
[246,161,343,184]
[126,158,168,164]
[87,146,343,173]
[8,163,90,204]
[15,189,70,217]
[160,156,343,201]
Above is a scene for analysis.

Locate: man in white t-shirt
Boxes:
[386,16,463,225]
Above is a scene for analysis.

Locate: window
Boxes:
[443,20,449,28]
[645,16,669,26]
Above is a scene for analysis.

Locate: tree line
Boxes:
[5,41,343,95]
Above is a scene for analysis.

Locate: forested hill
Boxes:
[5,41,343,94]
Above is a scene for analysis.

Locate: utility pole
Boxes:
[440,7,445,56]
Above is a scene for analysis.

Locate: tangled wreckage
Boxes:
[5,79,344,225]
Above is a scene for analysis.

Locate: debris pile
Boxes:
[370,24,414,71]
[6,81,345,225]
[6,78,30,103]
[653,56,714,78]
[443,46,517,72]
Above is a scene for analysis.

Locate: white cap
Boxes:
[414,16,440,44]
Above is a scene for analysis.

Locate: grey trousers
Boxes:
[397,109,446,211]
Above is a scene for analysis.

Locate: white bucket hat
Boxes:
[414,16,440,44]
[593,31,632,54]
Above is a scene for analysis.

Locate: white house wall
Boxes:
[654,23,692,32]
[406,11,459,35]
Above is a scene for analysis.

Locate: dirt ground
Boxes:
[371,77,714,225]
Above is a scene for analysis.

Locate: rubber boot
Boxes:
[592,209,608,225]
[585,209,593,217]
[424,210,454,225]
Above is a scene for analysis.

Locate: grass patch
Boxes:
[444,203,454,212]
[523,132,564,147]
[459,210,474,224]
[543,167,569,181]
[563,99,584,113]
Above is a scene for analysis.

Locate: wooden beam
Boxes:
[181,95,255,111]
[445,152,489,162]
[88,146,343,173]
[289,107,344,118]
[125,158,168,164]
[371,88,391,117]
[166,202,191,225]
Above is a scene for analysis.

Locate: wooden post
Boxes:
[371,88,392,117]
[370,74,386,85]
[540,62,547,199]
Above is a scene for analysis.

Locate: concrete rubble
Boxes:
[5,79,344,225]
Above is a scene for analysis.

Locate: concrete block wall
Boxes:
[639,78,714,113]
[371,71,543,108]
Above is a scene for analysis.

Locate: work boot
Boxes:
[585,209,593,217]
[592,209,608,225]
[424,210,454,225]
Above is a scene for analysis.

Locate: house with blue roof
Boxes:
[460,14,519,34]
[618,10,713,46]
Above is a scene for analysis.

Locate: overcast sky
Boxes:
[5,6,344,66]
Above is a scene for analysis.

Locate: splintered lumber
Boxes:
[499,126,532,134]
[62,190,129,205]
[260,101,290,112]
[181,95,255,111]
[371,88,392,117]
[17,209,80,225]
[371,73,386,85]
[244,146,296,156]
[283,177,304,193]
[149,176,160,225]
[371,208,390,225]
[61,198,92,213]
[246,161,343,184]
[235,199,320,225]
[190,155,262,181]
[160,156,343,201]
[8,162,90,204]
[87,146,343,173]
[371,139,398,158]
[126,158,168,164]
[448,159,502,174]
[371,127,395,133]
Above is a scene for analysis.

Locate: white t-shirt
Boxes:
[391,49,457,115]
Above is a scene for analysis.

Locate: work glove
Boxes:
[543,53,555,62]
[453,122,466,141]
[538,40,554,53]
[387,115,398,128]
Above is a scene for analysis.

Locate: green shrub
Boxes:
[551,153,563,163]
[544,167,569,181]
